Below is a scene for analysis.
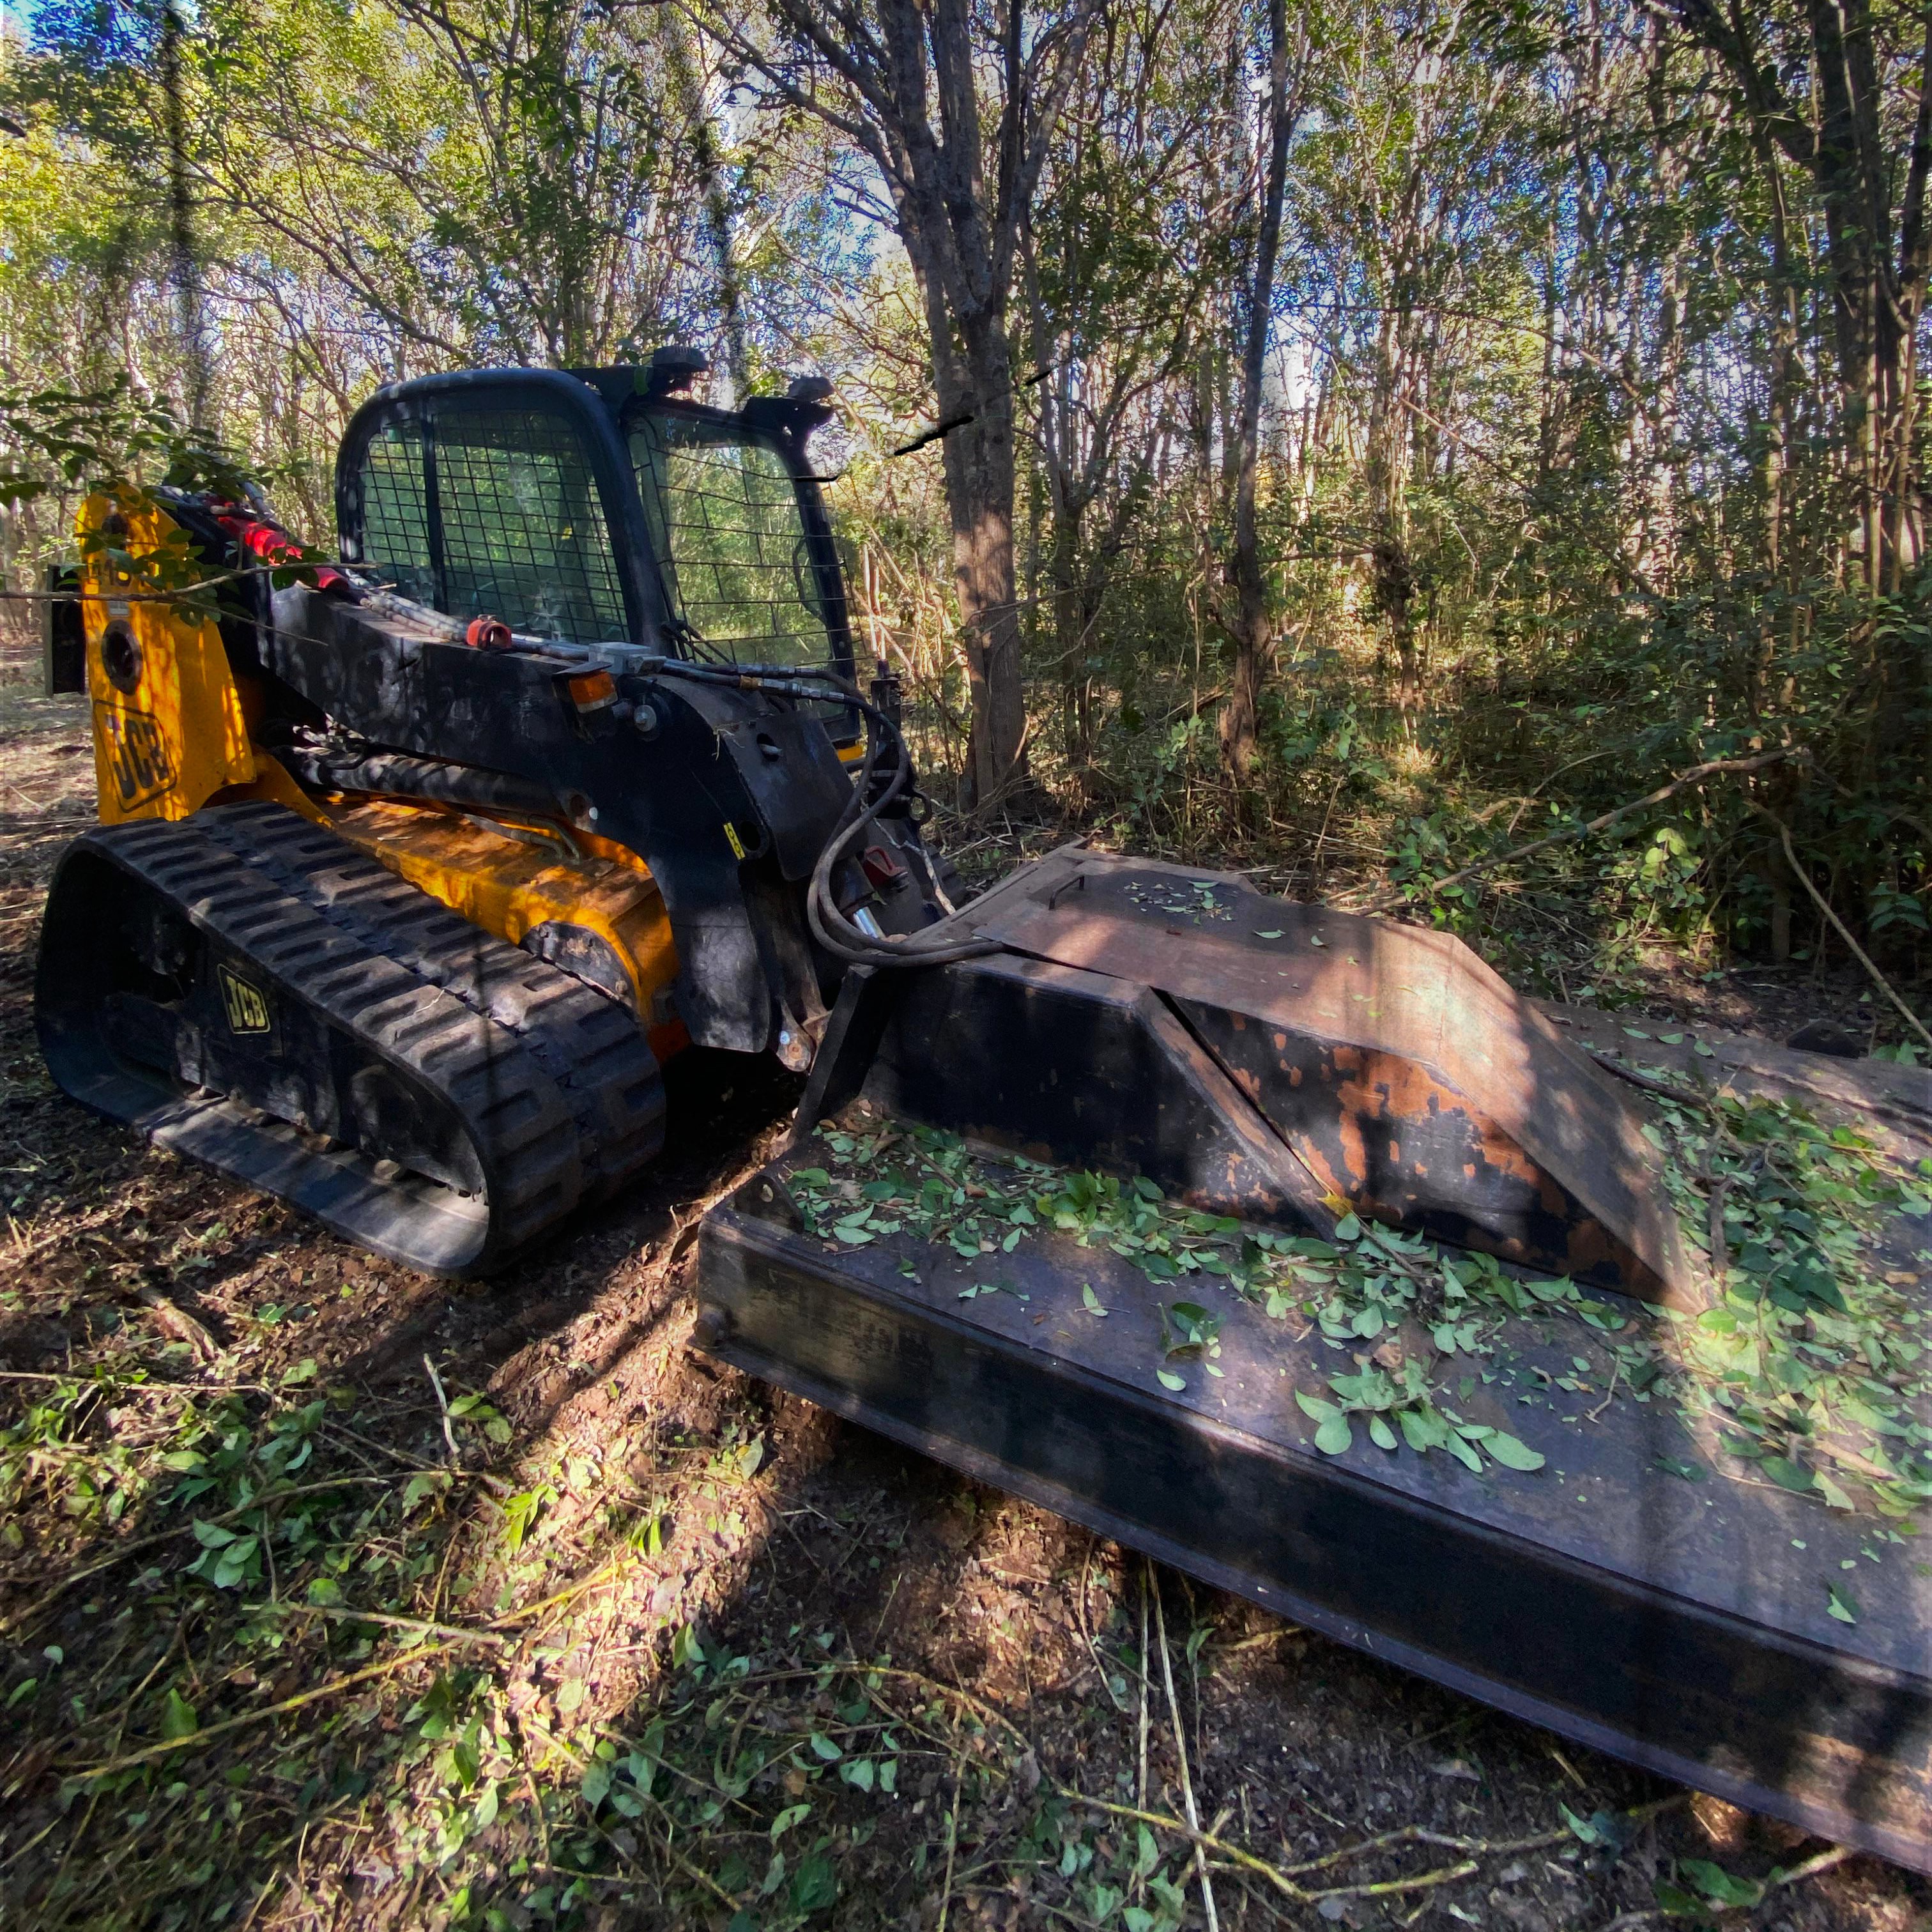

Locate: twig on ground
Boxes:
[1752,806,1931,1050]
[1136,1562,1151,1812]
[937,1737,965,1932]
[1586,1353,1623,1422]
[1071,1538,1130,1713]
[253,1600,507,1648]
[1152,1574,1219,1932]
[423,1353,460,1464]
[1070,1790,1690,1904]
[1585,1049,1712,1106]
[1590,1842,1855,1932]
[64,1642,457,1775]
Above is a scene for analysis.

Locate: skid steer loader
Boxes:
[33,348,1931,1867]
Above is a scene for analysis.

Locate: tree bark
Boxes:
[1218,0,1298,786]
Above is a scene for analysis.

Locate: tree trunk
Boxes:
[1218,0,1296,787]
[948,316,1027,806]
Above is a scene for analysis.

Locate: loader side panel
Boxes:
[79,496,257,824]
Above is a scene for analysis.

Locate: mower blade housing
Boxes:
[806,848,1695,1306]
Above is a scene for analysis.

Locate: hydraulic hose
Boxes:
[645,657,1002,969]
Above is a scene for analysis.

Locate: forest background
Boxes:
[0,0,1928,1031]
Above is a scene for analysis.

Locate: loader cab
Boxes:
[335,355,858,712]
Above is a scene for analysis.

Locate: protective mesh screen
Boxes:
[631,413,829,666]
[358,424,435,605]
[434,409,627,642]
[352,407,627,643]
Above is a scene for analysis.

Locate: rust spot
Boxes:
[1289,1066,1303,1087]
[1564,1219,1614,1274]
[1273,1031,1288,1050]
[1388,1140,1400,1163]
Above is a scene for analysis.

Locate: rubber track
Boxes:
[60,802,665,1269]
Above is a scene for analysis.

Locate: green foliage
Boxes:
[791,1099,1930,1518]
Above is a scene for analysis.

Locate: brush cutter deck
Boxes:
[694,850,1932,1869]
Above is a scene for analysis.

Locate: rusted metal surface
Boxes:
[956,848,1698,1307]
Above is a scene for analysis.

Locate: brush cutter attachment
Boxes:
[696,847,1932,1870]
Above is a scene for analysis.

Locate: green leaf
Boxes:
[402,1473,442,1512]
[1296,1392,1340,1422]
[160,1689,199,1740]
[1255,928,1283,939]
[1759,1456,1816,1494]
[1367,1414,1398,1452]
[1561,1804,1626,1849]
[1081,1284,1107,1315]
[1678,1859,1763,1909]
[808,1730,841,1761]
[1331,1213,1362,1241]
[1313,1413,1353,1455]
[1483,1431,1545,1472]
[1156,1370,1188,1392]
[788,1853,838,1913]
[1132,1176,1164,1202]
[1826,1583,1860,1625]
[1653,1877,1712,1917]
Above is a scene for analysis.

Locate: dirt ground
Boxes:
[1,650,1926,1932]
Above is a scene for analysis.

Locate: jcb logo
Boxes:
[95,703,176,809]
[218,965,272,1036]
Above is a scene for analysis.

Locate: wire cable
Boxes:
[645,657,1002,967]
